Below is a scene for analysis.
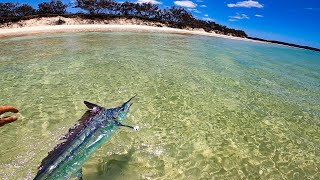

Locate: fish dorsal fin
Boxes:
[84,101,103,110]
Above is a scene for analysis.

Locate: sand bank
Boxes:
[0,16,256,42]
[0,24,252,41]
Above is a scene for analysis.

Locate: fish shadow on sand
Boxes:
[84,147,135,180]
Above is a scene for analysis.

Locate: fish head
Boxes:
[113,95,135,122]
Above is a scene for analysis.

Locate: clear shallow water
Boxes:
[0,32,319,179]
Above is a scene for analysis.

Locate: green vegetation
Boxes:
[1,0,319,51]
[0,2,35,17]
[38,0,68,15]
[0,0,247,37]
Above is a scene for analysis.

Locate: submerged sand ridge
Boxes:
[0,16,256,42]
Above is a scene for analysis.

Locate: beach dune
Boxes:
[0,16,254,42]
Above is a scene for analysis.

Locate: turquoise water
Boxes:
[0,32,319,179]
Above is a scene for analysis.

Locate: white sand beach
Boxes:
[0,16,258,43]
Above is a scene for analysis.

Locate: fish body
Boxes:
[34,97,136,180]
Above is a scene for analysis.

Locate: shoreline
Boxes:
[2,24,317,52]
[0,16,258,43]
[0,16,319,52]
[0,24,257,43]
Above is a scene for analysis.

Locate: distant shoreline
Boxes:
[0,24,247,40]
[0,16,258,41]
[0,16,319,52]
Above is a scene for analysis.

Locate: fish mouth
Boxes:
[125,95,136,104]
[122,95,136,111]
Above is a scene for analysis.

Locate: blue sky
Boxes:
[1,0,320,48]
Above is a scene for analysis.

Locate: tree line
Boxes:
[0,0,247,37]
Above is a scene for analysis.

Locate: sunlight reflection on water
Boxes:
[0,32,319,179]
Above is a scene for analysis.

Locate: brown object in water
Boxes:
[0,106,19,127]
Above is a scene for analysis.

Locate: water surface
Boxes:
[0,32,319,179]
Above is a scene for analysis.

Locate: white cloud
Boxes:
[227,0,263,8]
[188,8,201,13]
[229,13,249,21]
[305,8,320,10]
[204,14,208,17]
[203,17,214,21]
[200,5,207,8]
[194,10,201,13]
[229,19,238,22]
[137,0,162,4]
[174,1,197,8]
[255,14,263,17]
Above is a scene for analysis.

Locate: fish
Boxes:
[34,96,138,180]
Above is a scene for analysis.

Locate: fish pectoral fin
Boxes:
[76,168,83,180]
[114,120,139,131]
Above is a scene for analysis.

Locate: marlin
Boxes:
[34,96,138,180]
